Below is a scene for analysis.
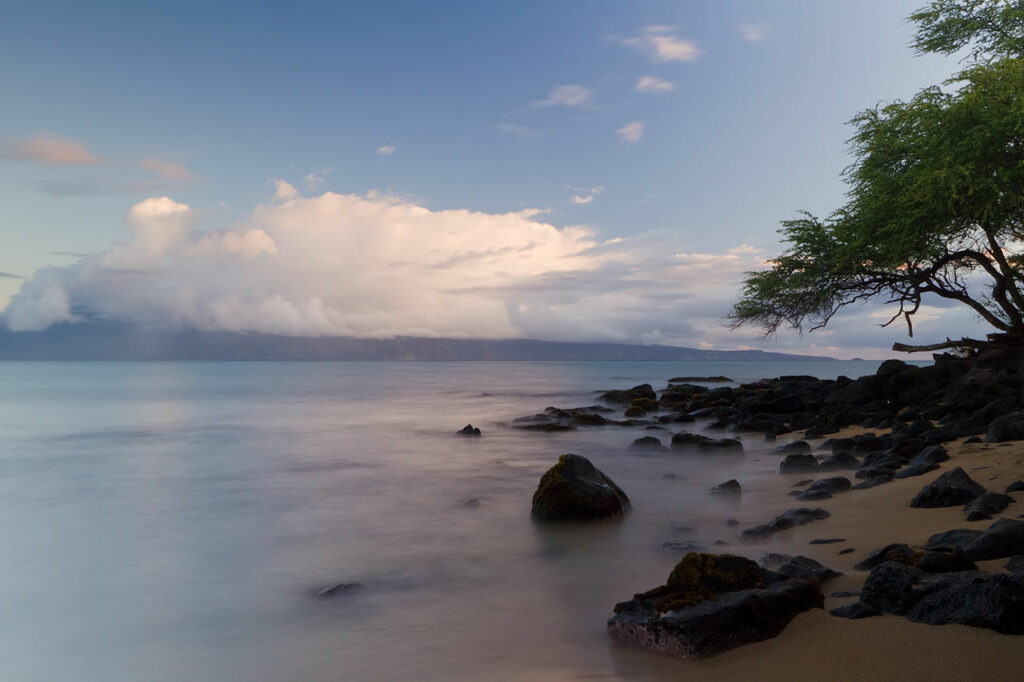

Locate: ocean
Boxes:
[0,359,886,681]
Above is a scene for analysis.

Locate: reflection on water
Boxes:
[0,360,882,681]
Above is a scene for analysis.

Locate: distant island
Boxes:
[0,321,835,361]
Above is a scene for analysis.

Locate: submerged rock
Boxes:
[629,436,668,452]
[314,582,364,600]
[531,454,630,521]
[779,454,819,474]
[456,424,482,436]
[607,552,823,659]
[601,384,657,404]
[741,508,830,540]
[710,479,742,495]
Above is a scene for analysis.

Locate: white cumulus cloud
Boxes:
[619,26,704,63]
[376,145,395,156]
[617,121,645,143]
[635,76,675,92]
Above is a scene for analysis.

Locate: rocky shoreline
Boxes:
[516,348,1024,660]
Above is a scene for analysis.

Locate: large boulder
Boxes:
[531,454,630,521]
[909,467,986,508]
[607,552,823,659]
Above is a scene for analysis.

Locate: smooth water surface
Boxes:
[0,360,885,681]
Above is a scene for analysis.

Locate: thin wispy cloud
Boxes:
[617,121,644,143]
[2,135,102,166]
[531,85,593,108]
[568,185,604,204]
[740,22,772,42]
[303,168,332,188]
[619,26,704,63]
[0,271,25,279]
[497,122,540,138]
[139,158,193,182]
[635,76,675,93]
[376,145,395,156]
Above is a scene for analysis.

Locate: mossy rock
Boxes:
[531,454,630,521]
[631,397,660,411]
[624,406,646,417]
[637,552,765,611]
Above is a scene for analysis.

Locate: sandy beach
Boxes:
[634,427,1024,682]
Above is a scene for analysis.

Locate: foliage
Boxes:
[731,1,1024,348]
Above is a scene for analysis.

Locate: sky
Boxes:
[0,0,984,358]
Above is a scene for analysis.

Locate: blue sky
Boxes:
[0,1,975,357]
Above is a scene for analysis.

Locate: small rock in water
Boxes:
[838,548,855,555]
[629,436,668,452]
[662,473,679,480]
[809,538,846,545]
[463,498,481,509]
[314,583,364,600]
[710,479,741,495]
[531,453,630,521]
[457,424,482,436]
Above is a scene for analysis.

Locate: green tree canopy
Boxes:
[731,0,1024,352]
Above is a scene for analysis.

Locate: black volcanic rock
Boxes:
[964,492,1015,521]
[456,424,482,436]
[601,384,656,404]
[606,552,823,659]
[531,454,630,521]
[909,467,986,508]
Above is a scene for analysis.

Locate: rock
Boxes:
[964,492,1015,521]
[907,571,1024,634]
[909,467,986,508]
[913,445,950,465]
[772,440,812,455]
[512,413,575,431]
[601,384,657,404]
[662,473,678,480]
[531,454,630,521]
[779,454,819,474]
[986,411,1024,442]
[710,479,741,495]
[917,549,976,573]
[818,451,860,471]
[629,436,668,452]
[860,561,924,614]
[1006,480,1024,493]
[314,582,364,600]
[456,424,482,436]
[830,602,881,619]
[768,555,841,583]
[1006,556,1024,575]
[924,528,985,552]
[803,477,851,495]
[838,548,855,555]
[893,461,940,479]
[671,432,743,452]
[809,538,845,545]
[830,590,860,598]
[668,376,732,383]
[463,498,481,509]
[607,552,823,660]
[854,543,919,571]
[741,508,830,540]
[795,489,833,501]
[963,518,1024,560]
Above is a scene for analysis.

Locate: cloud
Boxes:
[497,122,540,138]
[303,169,332,188]
[2,135,102,166]
[739,23,771,42]
[568,185,604,204]
[635,76,675,92]
[376,145,395,156]
[617,121,644,143]
[2,188,789,351]
[273,179,299,200]
[139,158,193,182]
[0,272,25,279]
[619,26,704,63]
[531,85,593,108]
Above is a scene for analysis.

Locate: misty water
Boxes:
[0,360,886,681]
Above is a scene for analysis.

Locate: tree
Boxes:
[730,0,1024,352]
